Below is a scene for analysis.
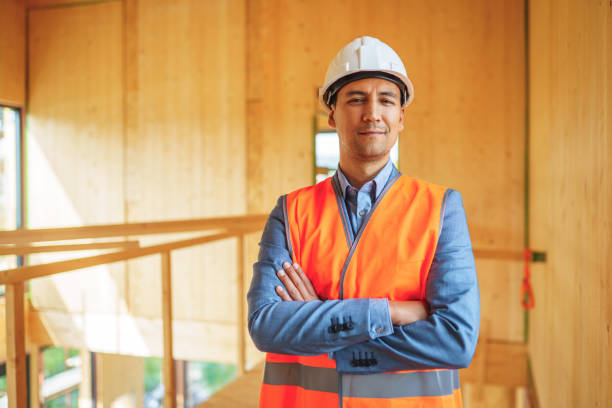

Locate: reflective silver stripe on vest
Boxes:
[342,369,460,398]
[263,362,460,398]
[263,362,338,393]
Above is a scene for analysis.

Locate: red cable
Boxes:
[522,248,535,309]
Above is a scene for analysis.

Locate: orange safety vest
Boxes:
[259,174,462,407]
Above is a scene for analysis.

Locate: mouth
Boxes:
[358,130,386,136]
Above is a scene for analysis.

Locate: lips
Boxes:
[358,128,386,135]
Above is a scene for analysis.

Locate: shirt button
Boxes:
[359,210,366,216]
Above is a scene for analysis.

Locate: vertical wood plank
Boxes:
[6,283,27,408]
[529,0,610,406]
[0,0,25,106]
[236,234,247,375]
[28,344,40,408]
[161,251,176,408]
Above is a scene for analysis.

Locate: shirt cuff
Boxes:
[368,298,393,339]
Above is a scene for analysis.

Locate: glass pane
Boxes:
[143,357,163,408]
[45,394,66,408]
[0,106,20,295]
[185,361,236,407]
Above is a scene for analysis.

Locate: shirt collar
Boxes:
[336,159,394,200]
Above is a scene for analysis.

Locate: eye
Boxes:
[381,98,395,105]
[348,98,364,104]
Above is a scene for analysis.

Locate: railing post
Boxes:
[6,282,27,407]
[236,234,247,375]
[161,251,176,408]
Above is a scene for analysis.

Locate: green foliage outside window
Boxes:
[145,357,162,392]
[44,390,78,408]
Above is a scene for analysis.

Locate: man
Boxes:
[247,36,479,407]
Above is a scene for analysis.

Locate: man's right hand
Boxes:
[389,301,429,326]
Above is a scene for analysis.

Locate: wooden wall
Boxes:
[26,0,251,364]
[0,0,26,106]
[528,1,611,407]
[247,0,526,343]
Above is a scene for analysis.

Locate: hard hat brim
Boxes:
[319,69,415,112]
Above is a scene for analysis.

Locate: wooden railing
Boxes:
[0,214,268,408]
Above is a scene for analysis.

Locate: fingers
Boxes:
[293,263,318,299]
[276,262,319,301]
[276,265,304,301]
[275,285,293,301]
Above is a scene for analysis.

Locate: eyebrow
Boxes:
[343,90,398,99]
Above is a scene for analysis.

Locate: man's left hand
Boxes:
[276,262,320,301]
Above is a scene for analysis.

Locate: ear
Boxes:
[328,109,336,129]
[398,106,405,132]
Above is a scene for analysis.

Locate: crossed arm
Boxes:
[275,261,428,326]
[247,189,480,373]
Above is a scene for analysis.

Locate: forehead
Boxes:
[337,77,401,97]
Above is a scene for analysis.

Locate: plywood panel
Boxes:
[0,0,26,106]
[33,310,254,365]
[96,353,144,408]
[124,0,247,326]
[26,2,126,318]
[528,0,610,407]
[247,0,525,342]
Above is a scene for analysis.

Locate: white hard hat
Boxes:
[319,36,414,111]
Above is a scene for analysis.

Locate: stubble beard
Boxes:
[350,128,394,162]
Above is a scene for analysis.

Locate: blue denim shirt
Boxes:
[247,165,480,373]
[337,159,393,235]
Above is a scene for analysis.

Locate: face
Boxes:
[328,77,405,166]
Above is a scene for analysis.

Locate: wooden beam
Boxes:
[6,283,27,408]
[0,240,140,255]
[472,249,524,261]
[0,229,261,284]
[0,215,267,245]
[236,234,247,375]
[161,251,176,408]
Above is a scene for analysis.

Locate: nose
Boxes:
[362,99,381,123]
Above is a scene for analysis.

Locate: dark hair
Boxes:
[324,71,408,108]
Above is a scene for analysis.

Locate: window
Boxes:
[41,347,81,407]
[143,358,236,407]
[0,106,22,293]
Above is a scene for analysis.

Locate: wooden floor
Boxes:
[198,363,264,408]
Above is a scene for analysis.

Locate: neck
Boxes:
[339,157,389,189]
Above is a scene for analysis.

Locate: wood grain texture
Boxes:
[0,0,26,106]
[95,352,144,407]
[124,0,247,325]
[5,283,27,408]
[161,251,176,408]
[25,0,254,365]
[528,0,611,407]
[30,309,253,364]
[27,2,126,319]
[247,0,526,342]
